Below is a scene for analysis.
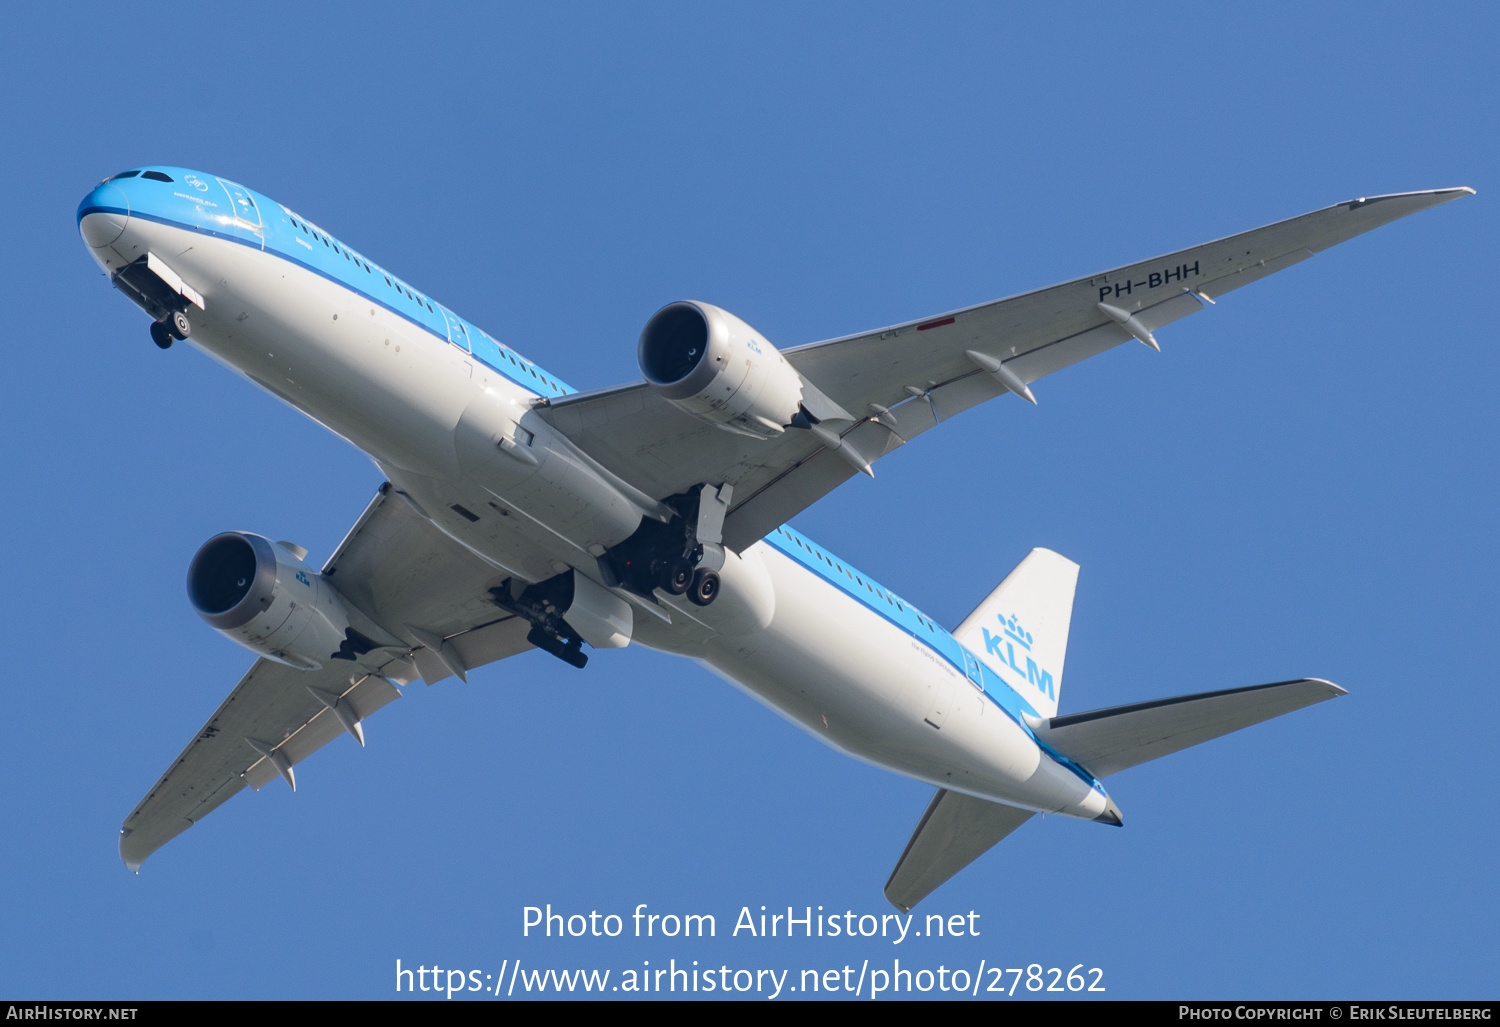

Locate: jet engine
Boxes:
[187,532,381,670]
[638,301,809,439]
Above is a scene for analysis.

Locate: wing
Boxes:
[539,188,1472,550]
[119,484,534,870]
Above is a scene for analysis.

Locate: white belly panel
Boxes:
[696,545,1099,813]
[128,220,485,479]
[116,218,1108,820]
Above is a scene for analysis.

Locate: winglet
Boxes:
[119,828,144,873]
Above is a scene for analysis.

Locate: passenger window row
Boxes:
[276,209,565,396]
[772,528,932,629]
[283,212,441,317]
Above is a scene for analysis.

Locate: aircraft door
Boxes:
[217,178,264,248]
[962,650,984,690]
[439,306,471,352]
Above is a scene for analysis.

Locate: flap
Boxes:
[120,485,539,870]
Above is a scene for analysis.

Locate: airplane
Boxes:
[78,167,1471,910]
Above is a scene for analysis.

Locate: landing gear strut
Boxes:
[112,255,198,349]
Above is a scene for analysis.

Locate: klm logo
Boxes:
[981,613,1055,700]
[295,570,311,587]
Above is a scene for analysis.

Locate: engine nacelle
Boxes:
[638,301,806,439]
[187,532,363,671]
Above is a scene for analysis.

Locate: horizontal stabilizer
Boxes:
[1034,678,1346,779]
[884,789,1035,912]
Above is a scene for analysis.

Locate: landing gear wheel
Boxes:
[169,309,192,340]
[149,320,174,349]
[688,568,720,607]
[661,559,694,596]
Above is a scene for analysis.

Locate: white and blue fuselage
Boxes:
[78,167,1116,825]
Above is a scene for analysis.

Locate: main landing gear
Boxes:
[655,557,720,608]
[603,483,731,608]
[149,309,191,350]
[688,568,720,606]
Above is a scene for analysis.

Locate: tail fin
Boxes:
[954,548,1079,719]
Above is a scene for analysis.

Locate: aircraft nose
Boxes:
[78,182,130,248]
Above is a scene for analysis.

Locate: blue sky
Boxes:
[2,2,1494,1000]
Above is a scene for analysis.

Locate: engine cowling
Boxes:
[187,532,360,671]
[638,301,806,439]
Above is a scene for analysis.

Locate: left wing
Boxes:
[539,188,1472,550]
[119,484,534,870]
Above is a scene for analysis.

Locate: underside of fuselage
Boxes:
[84,163,1418,901]
[77,171,1115,828]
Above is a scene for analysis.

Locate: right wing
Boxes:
[538,188,1472,551]
[119,484,533,870]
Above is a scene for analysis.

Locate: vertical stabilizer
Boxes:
[953,548,1079,719]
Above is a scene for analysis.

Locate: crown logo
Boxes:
[1000,613,1032,651]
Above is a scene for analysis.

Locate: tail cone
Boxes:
[1094,797,1123,827]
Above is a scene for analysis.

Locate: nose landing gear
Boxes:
[148,309,190,350]
[111,254,197,351]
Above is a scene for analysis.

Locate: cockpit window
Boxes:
[141,171,174,182]
[107,170,140,181]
